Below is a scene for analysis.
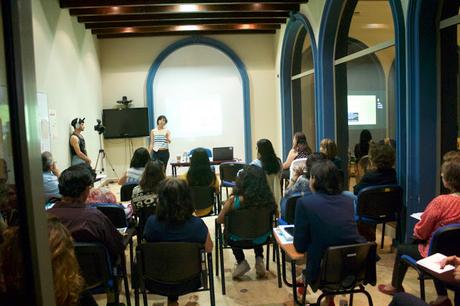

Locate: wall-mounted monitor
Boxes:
[347,95,377,125]
[102,107,149,139]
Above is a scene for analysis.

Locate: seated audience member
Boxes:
[86,186,117,204]
[354,129,372,161]
[132,160,165,213]
[118,147,150,185]
[294,159,365,305]
[217,165,275,279]
[282,132,312,175]
[251,138,282,214]
[48,164,124,261]
[378,137,396,150]
[285,152,326,197]
[143,178,213,306]
[355,155,370,184]
[0,216,97,306]
[352,143,397,241]
[181,148,219,217]
[320,138,343,172]
[378,153,460,306]
[42,151,61,201]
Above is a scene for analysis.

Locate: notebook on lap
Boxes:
[212,146,234,161]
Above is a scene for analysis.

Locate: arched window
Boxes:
[280,14,317,157]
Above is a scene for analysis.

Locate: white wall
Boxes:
[100,34,279,177]
[32,0,103,170]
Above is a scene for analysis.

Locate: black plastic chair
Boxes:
[91,203,128,228]
[74,242,131,306]
[283,194,302,225]
[401,223,460,301]
[121,183,138,201]
[356,185,403,248]
[135,242,215,306]
[189,185,220,215]
[215,206,273,294]
[135,206,156,241]
[219,162,245,197]
[301,242,377,306]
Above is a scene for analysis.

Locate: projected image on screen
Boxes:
[347,95,377,125]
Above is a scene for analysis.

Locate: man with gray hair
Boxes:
[41,151,61,201]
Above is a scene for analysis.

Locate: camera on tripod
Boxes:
[94,119,105,134]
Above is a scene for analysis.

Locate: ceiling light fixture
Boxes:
[178,4,199,13]
[176,25,200,31]
[362,23,390,29]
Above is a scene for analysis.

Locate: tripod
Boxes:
[94,133,117,176]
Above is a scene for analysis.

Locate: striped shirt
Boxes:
[152,128,169,151]
[125,167,144,185]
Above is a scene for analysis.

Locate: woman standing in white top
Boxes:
[148,115,171,171]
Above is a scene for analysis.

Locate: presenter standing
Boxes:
[70,117,91,166]
[148,115,171,171]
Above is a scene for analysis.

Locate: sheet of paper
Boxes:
[410,212,423,220]
[417,253,455,274]
[274,225,294,244]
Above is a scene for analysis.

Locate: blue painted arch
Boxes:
[146,36,252,163]
[280,13,318,158]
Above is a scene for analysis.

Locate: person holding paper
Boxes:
[379,153,460,306]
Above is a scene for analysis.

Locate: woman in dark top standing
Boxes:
[354,129,372,161]
[294,160,364,306]
[143,178,213,306]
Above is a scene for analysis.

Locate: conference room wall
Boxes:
[100,34,279,177]
[31,0,103,170]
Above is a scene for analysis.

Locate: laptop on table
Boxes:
[212,146,234,161]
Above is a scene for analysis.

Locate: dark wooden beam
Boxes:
[92,23,280,34]
[61,0,307,9]
[97,29,276,38]
[78,11,290,22]
[69,3,299,16]
[85,18,285,29]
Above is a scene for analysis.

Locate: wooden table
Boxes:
[273,227,306,305]
[170,159,236,176]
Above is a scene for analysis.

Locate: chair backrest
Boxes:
[136,206,156,237]
[429,223,460,256]
[318,242,377,292]
[219,162,245,184]
[91,203,128,228]
[290,158,307,180]
[356,185,403,221]
[190,185,215,211]
[284,194,302,224]
[188,147,212,158]
[74,242,112,290]
[120,183,137,201]
[138,242,202,284]
[225,206,273,241]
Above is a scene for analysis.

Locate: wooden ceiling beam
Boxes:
[77,11,290,22]
[92,23,280,34]
[69,3,299,16]
[85,18,285,29]
[97,29,276,39]
[61,0,307,9]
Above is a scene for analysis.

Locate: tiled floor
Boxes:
[94,214,449,306]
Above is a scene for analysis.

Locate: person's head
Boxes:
[443,150,460,162]
[256,138,281,175]
[235,165,275,208]
[156,115,168,127]
[130,147,150,168]
[85,187,117,204]
[368,143,395,171]
[58,164,94,200]
[42,151,54,172]
[139,160,165,192]
[304,152,326,177]
[359,130,372,146]
[156,178,193,223]
[320,138,338,160]
[187,148,214,186]
[293,132,312,154]
[47,215,84,306]
[70,117,85,131]
[441,153,460,192]
[309,159,343,195]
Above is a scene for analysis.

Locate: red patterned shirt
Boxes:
[414,194,460,257]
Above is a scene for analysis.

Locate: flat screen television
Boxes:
[102,108,149,139]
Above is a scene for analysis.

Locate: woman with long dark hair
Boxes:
[251,139,282,214]
[282,132,312,170]
[354,129,372,161]
[131,160,165,212]
[183,148,219,216]
[118,147,150,185]
[217,165,275,279]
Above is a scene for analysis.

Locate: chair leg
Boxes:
[350,293,354,306]
[420,278,426,301]
[142,288,148,306]
[265,243,270,271]
[215,221,219,277]
[381,222,386,249]
[134,287,139,306]
[219,230,226,295]
[361,286,374,306]
[207,254,216,306]
[274,242,282,288]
